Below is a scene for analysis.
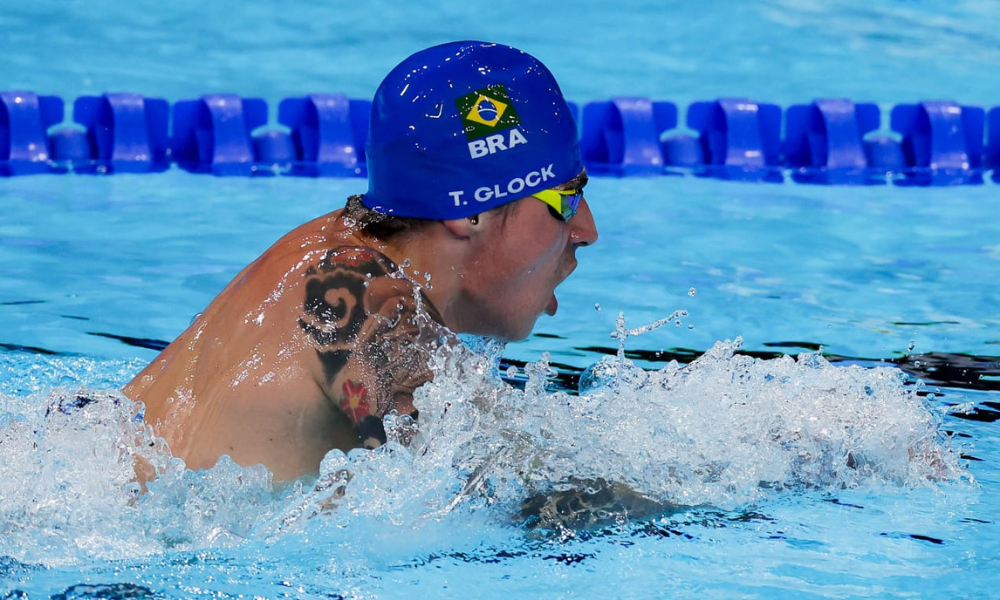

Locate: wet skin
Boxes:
[123,182,597,482]
[448,185,598,341]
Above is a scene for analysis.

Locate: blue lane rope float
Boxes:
[2,90,999,185]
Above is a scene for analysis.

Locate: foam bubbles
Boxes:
[0,329,968,565]
[0,388,168,564]
[397,337,966,520]
[0,380,279,564]
[291,332,967,530]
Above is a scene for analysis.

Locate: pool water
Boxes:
[3,1,1000,598]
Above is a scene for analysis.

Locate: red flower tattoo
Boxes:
[340,380,372,424]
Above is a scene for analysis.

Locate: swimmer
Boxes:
[123,41,598,482]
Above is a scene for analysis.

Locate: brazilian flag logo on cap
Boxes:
[456,84,521,140]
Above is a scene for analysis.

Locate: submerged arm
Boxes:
[520,477,667,530]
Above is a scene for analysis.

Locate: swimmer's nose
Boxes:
[570,198,598,247]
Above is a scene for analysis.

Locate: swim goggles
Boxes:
[531,187,583,223]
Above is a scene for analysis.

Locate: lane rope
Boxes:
[2,91,998,185]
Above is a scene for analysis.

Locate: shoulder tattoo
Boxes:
[298,246,443,429]
[298,247,385,381]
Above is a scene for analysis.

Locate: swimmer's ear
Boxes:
[441,215,482,239]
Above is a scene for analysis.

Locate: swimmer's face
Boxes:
[456,173,598,341]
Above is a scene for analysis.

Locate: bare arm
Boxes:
[298,246,442,448]
[520,477,666,530]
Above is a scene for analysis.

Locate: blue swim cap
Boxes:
[362,41,582,220]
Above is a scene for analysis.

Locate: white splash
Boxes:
[0,318,969,565]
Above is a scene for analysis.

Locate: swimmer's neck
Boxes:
[331,210,488,336]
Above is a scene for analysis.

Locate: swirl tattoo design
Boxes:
[298,247,390,382]
[299,246,442,446]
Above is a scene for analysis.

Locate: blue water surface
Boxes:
[2,1,1000,598]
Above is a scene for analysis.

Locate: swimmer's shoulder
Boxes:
[300,244,447,329]
[264,211,398,269]
[247,211,382,275]
[308,245,399,276]
[249,212,445,322]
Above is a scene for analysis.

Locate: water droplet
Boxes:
[594,303,601,311]
[907,341,916,352]
[688,324,694,330]
[506,366,518,378]
[688,287,697,297]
